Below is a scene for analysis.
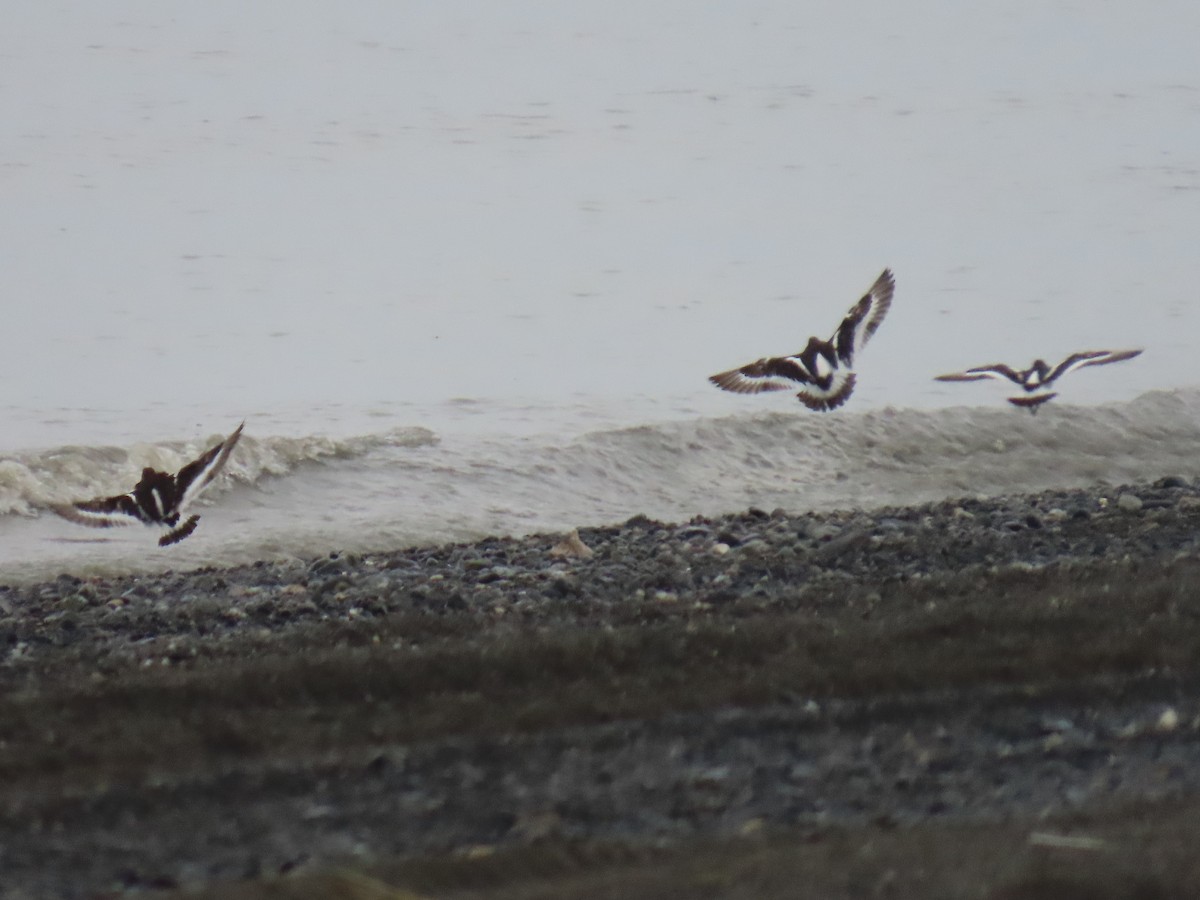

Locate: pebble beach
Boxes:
[4,477,1200,897]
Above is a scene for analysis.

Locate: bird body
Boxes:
[935,350,1142,412]
[53,422,244,546]
[709,268,894,411]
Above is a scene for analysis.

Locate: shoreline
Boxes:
[5,470,1197,594]
[2,477,1200,897]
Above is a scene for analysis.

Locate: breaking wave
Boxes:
[3,390,1199,583]
[6,391,1199,526]
[433,388,1200,529]
[0,426,439,518]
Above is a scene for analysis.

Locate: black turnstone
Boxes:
[53,421,244,546]
[709,268,895,411]
[934,349,1143,413]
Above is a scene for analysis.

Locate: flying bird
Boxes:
[709,269,894,411]
[934,350,1143,413]
[53,421,244,546]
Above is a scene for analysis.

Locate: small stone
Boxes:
[1156,708,1180,732]
[509,810,563,841]
[738,818,766,837]
[1116,494,1143,512]
[1115,721,1142,740]
[544,574,580,599]
[62,594,92,612]
[690,765,731,788]
[308,556,346,577]
[1042,733,1066,752]
[549,529,594,559]
[1154,475,1188,489]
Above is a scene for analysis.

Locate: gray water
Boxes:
[3,2,1200,581]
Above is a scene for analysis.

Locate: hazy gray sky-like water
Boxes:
[3,2,1199,451]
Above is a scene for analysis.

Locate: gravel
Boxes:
[2,476,1200,897]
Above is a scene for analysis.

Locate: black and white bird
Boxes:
[53,422,244,546]
[934,350,1143,413]
[709,269,894,411]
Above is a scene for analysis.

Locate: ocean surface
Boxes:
[3,3,1200,582]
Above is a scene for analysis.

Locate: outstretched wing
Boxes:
[832,268,894,364]
[935,364,1024,386]
[52,493,145,528]
[175,421,244,512]
[1047,349,1142,384]
[709,357,810,394]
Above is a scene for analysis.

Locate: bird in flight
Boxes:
[709,269,894,411]
[53,421,244,546]
[934,350,1143,413]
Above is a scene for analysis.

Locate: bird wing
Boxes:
[174,421,244,512]
[934,364,1024,385]
[833,268,894,364]
[52,493,145,528]
[1047,349,1143,383]
[709,357,810,394]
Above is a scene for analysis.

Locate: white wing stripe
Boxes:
[178,423,244,512]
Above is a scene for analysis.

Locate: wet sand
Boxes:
[3,477,1200,898]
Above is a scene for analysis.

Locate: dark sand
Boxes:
[3,477,1200,898]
